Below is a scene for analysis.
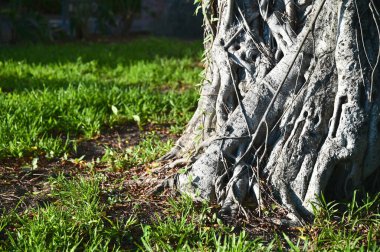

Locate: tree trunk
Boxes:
[163,0,380,224]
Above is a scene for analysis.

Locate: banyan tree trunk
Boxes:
[162,0,380,224]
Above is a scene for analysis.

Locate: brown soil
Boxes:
[0,123,177,213]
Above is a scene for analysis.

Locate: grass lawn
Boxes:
[0,37,379,251]
[0,37,201,158]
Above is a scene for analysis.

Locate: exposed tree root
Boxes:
[163,0,380,224]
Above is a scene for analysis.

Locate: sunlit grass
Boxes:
[0,37,202,158]
[2,177,378,251]
[139,195,269,251]
[101,131,174,170]
[0,175,136,251]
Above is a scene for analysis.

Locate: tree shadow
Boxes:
[0,75,82,93]
[0,37,202,93]
[0,37,202,67]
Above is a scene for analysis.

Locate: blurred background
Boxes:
[0,0,203,43]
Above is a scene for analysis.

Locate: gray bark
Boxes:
[163,0,380,224]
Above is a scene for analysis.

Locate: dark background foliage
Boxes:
[0,0,202,43]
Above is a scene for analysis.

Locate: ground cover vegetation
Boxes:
[0,37,379,250]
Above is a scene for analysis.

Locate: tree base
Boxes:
[163,0,380,223]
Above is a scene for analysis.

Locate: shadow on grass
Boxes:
[0,37,202,67]
[0,37,202,93]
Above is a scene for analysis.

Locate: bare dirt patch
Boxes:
[0,123,178,213]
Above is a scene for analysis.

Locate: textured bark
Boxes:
[164,0,380,224]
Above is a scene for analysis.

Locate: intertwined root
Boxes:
[162,0,380,224]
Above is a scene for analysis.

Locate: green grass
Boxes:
[304,193,380,251]
[0,174,268,251]
[1,174,379,251]
[139,196,269,252]
[0,175,268,251]
[0,175,136,251]
[137,193,380,251]
[1,38,379,251]
[0,37,202,158]
[101,131,174,170]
